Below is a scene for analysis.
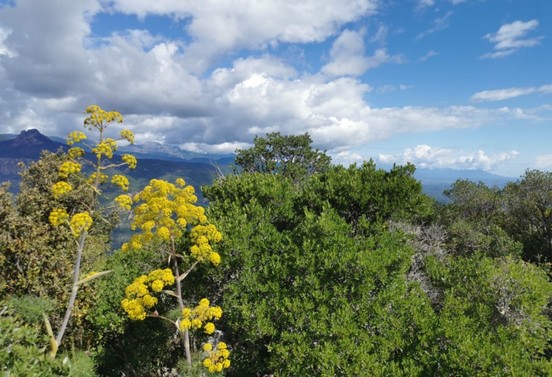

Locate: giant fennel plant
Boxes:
[45,105,136,357]
[120,177,230,373]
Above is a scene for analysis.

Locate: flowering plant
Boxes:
[44,105,137,358]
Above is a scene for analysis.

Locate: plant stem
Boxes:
[171,238,192,367]
[54,230,87,354]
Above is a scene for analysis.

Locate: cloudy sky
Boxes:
[0,0,551,176]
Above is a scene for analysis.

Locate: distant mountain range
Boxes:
[0,129,516,201]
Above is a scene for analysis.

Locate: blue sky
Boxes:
[0,0,550,176]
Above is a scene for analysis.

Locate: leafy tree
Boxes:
[0,150,117,354]
[234,132,331,182]
[203,141,551,375]
[203,160,438,375]
[439,180,522,258]
[503,169,552,263]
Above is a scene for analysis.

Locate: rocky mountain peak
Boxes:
[12,129,52,147]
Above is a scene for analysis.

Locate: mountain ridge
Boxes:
[0,129,515,201]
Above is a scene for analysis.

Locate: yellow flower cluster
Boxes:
[92,138,117,159]
[87,172,108,185]
[58,161,82,179]
[111,175,129,192]
[122,154,137,169]
[66,131,87,145]
[84,105,123,130]
[115,194,133,210]
[52,181,73,198]
[68,147,85,159]
[190,225,223,266]
[121,268,175,320]
[202,341,231,373]
[49,208,69,226]
[120,129,135,144]
[179,298,223,335]
[69,212,93,237]
[122,178,219,253]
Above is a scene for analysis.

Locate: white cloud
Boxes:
[535,154,552,170]
[482,19,542,59]
[111,0,378,71]
[321,30,403,77]
[416,11,453,39]
[419,50,438,61]
[0,0,550,163]
[0,26,15,57]
[471,85,552,102]
[378,145,519,171]
[417,0,435,8]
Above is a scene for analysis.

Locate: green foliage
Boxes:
[233,132,331,182]
[423,253,552,375]
[0,302,97,376]
[503,169,552,263]
[442,171,552,263]
[0,151,113,326]
[203,161,440,375]
[203,154,552,375]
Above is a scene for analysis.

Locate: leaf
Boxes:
[76,270,113,286]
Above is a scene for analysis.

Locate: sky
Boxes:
[0,0,551,177]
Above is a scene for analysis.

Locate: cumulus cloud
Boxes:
[482,19,542,59]
[322,30,403,76]
[471,85,552,102]
[0,0,549,165]
[378,145,520,171]
[110,0,377,71]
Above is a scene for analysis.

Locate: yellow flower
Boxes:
[217,342,227,350]
[191,318,202,329]
[66,131,87,145]
[111,175,129,192]
[157,226,171,241]
[204,322,215,335]
[207,306,223,320]
[141,294,158,309]
[68,147,85,159]
[209,252,221,266]
[52,181,73,198]
[122,154,137,169]
[151,280,164,292]
[120,129,135,144]
[58,161,81,178]
[49,208,69,226]
[87,172,108,185]
[179,318,191,331]
[203,358,213,368]
[161,268,175,285]
[202,343,213,352]
[69,212,93,237]
[84,105,123,131]
[182,307,192,318]
[115,194,133,210]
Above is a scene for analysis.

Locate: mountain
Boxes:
[414,168,514,202]
[0,130,222,199]
[0,129,517,202]
[0,129,66,159]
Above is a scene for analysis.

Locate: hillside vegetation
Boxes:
[1,112,551,376]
